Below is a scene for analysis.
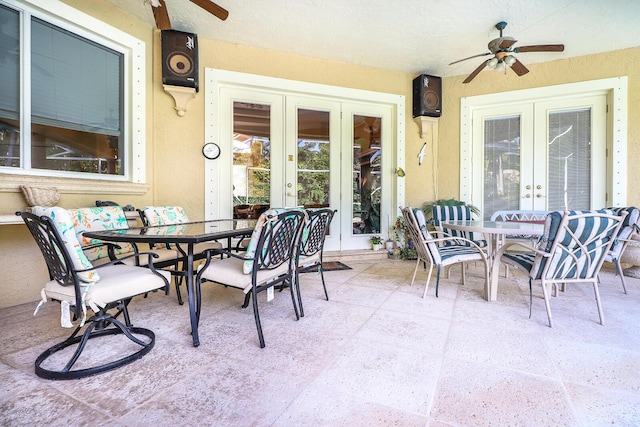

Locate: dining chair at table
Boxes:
[402,207,489,298]
[195,208,306,348]
[493,209,626,327]
[18,207,170,380]
[139,205,223,304]
[432,205,488,249]
[296,208,336,316]
[603,206,640,293]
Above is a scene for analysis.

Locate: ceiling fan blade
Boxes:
[449,52,492,66]
[499,37,517,49]
[151,0,171,29]
[189,0,229,21]
[510,58,530,76]
[463,60,490,84]
[514,44,564,53]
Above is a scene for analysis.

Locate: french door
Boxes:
[472,94,607,218]
[216,86,394,251]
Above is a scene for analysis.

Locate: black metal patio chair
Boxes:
[18,208,170,380]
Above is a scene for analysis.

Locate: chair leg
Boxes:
[35,311,155,380]
[461,263,466,285]
[411,259,420,286]
[174,274,184,305]
[250,288,266,348]
[318,264,329,301]
[288,278,301,320]
[422,263,434,298]
[435,265,441,297]
[615,259,628,294]
[540,281,554,328]
[294,270,305,318]
[592,280,605,325]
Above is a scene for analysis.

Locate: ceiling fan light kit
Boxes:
[450,21,564,83]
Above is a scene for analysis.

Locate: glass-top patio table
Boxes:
[84,219,256,347]
[443,220,545,302]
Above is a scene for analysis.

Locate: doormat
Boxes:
[320,261,352,271]
[301,261,352,272]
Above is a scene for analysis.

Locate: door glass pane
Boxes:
[233,101,271,218]
[353,115,381,234]
[547,108,591,210]
[483,116,521,219]
[297,109,330,208]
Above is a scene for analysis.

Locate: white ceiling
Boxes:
[106,0,640,79]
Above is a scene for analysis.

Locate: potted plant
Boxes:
[370,235,383,251]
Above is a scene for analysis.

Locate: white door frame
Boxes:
[460,77,628,208]
[204,68,405,250]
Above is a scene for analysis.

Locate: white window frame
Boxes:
[0,0,147,193]
[460,77,628,208]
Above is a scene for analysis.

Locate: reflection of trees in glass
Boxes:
[297,139,329,207]
[233,135,271,205]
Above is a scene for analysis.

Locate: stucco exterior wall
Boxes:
[0,0,638,308]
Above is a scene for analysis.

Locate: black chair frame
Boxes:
[19,211,169,380]
[196,210,306,348]
[296,208,336,316]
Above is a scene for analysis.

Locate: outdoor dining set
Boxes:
[17,204,335,380]
[17,202,639,381]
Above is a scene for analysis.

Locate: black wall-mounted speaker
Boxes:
[161,30,199,92]
[412,74,441,118]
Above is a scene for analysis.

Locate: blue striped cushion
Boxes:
[530,210,617,280]
[413,208,442,263]
[432,205,487,248]
[605,206,639,260]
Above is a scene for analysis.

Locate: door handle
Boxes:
[523,194,531,198]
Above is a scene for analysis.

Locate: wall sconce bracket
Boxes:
[163,85,196,117]
[413,116,439,138]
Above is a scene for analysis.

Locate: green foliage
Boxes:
[399,247,417,260]
[369,235,383,245]
[422,198,481,218]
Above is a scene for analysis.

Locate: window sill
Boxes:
[0,174,150,225]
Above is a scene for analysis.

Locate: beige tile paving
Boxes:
[1,259,640,426]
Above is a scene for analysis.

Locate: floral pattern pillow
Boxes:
[31,206,99,283]
[142,206,190,226]
[141,206,190,249]
[68,206,134,262]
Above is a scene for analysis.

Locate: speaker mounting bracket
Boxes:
[163,85,196,117]
[413,116,438,139]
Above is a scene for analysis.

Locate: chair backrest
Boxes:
[68,206,134,262]
[141,206,190,226]
[490,210,548,224]
[243,208,306,275]
[606,206,640,259]
[20,209,95,318]
[402,207,442,264]
[300,208,336,258]
[530,210,625,281]
[432,205,481,241]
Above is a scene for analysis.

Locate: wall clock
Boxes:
[202,142,220,160]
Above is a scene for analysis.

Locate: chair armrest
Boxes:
[425,236,488,260]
